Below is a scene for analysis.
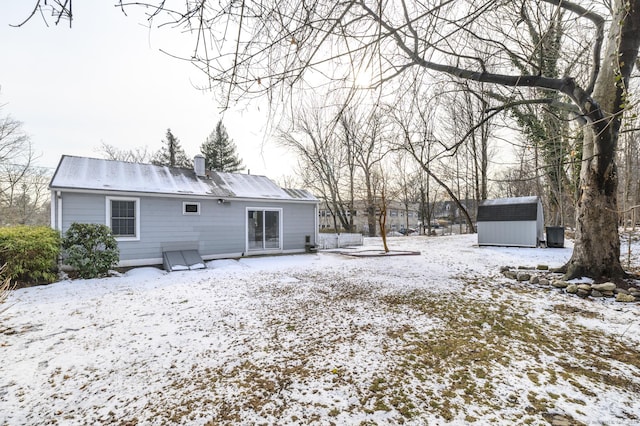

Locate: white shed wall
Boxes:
[477,221,539,247]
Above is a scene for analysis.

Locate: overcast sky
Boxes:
[0,2,293,179]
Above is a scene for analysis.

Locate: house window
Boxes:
[106,197,140,241]
[247,208,282,251]
[183,202,200,215]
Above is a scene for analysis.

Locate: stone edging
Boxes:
[500,265,640,303]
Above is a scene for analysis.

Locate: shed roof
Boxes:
[477,196,540,222]
[50,155,317,202]
[478,196,539,207]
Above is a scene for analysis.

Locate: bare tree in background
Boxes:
[0,107,50,225]
[279,102,354,232]
[388,84,477,233]
[25,0,640,279]
[96,141,151,163]
[342,107,389,237]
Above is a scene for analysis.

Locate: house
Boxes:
[317,200,422,234]
[477,196,544,247]
[50,155,318,268]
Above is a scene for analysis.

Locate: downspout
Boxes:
[315,202,319,246]
[56,191,62,233]
[50,190,56,229]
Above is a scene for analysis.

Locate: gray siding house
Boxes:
[50,155,318,267]
[477,196,544,247]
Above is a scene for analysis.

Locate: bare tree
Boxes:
[279,102,354,232]
[96,141,151,163]
[0,107,50,226]
[390,153,416,234]
[341,106,389,237]
[28,0,640,279]
[388,84,477,233]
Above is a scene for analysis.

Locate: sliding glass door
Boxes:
[247,208,281,250]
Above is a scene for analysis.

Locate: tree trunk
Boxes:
[564,136,623,279]
[379,192,389,253]
[563,0,640,280]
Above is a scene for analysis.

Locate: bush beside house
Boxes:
[0,226,60,284]
[62,223,119,279]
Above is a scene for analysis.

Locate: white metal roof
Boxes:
[478,196,539,206]
[50,155,317,202]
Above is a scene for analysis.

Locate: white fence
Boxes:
[317,233,364,249]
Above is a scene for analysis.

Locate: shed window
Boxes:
[183,202,200,215]
[106,197,140,241]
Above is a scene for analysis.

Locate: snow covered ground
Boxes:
[1,234,639,425]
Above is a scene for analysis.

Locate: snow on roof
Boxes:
[479,196,539,206]
[50,156,230,197]
[50,156,317,202]
[211,172,316,201]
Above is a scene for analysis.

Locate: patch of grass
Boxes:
[127,272,640,425]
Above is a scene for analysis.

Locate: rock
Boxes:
[539,278,550,286]
[517,272,531,282]
[552,280,568,288]
[504,271,518,280]
[577,284,592,292]
[591,290,603,298]
[602,291,615,298]
[616,293,636,303]
[615,288,630,295]
[499,266,510,273]
[591,282,617,292]
[537,264,549,270]
[577,289,591,298]
[566,284,578,294]
[629,288,640,296]
[530,276,540,284]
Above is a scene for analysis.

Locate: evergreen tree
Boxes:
[152,128,192,168]
[200,120,243,172]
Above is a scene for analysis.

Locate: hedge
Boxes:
[0,226,60,284]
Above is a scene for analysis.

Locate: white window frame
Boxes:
[182,202,201,215]
[106,196,140,241]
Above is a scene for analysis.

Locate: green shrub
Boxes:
[62,223,120,279]
[0,226,60,284]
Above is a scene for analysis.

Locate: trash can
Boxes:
[546,226,564,248]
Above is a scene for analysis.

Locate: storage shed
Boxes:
[477,196,544,247]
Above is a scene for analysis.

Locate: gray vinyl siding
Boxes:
[57,191,316,264]
[59,193,107,230]
[281,203,316,249]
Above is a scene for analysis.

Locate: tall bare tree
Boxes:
[0,106,50,226]
[279,103,355,232]
[341,106,389,237]
[388,83,477,233]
